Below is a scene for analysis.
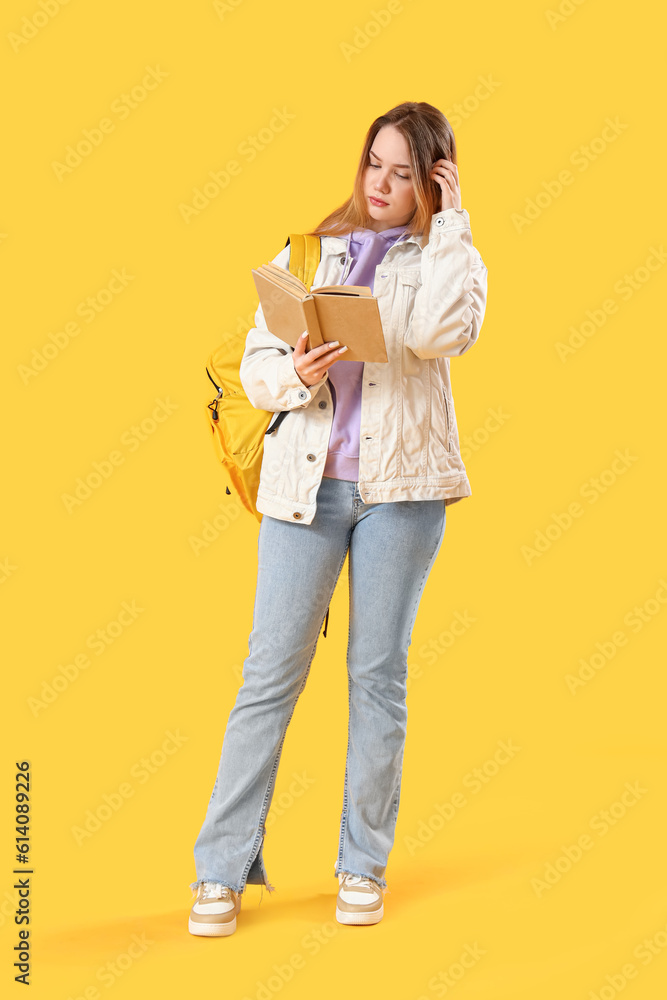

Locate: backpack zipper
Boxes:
[207,365,289,436]
[206,367,223,421]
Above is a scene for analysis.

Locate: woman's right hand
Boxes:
[292,331,348,387]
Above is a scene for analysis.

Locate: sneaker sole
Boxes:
[188,915,237,937]
[335,904,383,926]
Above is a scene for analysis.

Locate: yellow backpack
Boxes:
[204,232,322,521]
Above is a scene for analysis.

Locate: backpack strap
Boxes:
[285,233,321,289]
[281,232,331,639]
[264,233,322,441]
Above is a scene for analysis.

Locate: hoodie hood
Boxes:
[340,223,411,284]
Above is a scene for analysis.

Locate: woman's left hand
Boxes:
[430,159,462,212]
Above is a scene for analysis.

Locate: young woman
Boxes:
[189,101,488,936]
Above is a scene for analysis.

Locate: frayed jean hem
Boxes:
[335,867,388,892]
[189,876,276,898]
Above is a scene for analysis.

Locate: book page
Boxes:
[259,262,308,294]
[312,284,373,296]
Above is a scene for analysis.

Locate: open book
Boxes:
[251,261,388,363]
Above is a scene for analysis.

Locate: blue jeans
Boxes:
[191,476,447,894]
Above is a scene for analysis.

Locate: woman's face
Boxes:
[362,125,417,232]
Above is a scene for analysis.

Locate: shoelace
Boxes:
[341,874,378,893]
[200,882,233,901]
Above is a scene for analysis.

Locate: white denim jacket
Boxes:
[240,207,488,524]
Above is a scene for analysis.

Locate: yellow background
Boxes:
[2,0,666,996]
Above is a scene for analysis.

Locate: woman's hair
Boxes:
[306,101,457,249]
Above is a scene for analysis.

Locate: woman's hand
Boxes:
[292,331,348,387]
[430,158,462,212]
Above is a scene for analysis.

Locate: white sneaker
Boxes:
[336,873,385,925]
[189,882,241,937]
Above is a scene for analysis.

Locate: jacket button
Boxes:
[293,511,302,519]
[435,217,445,227]
[297,390,308,400]
[318,400,327,408]
[306,453,316,461]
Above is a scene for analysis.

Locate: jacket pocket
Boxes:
[427,376,451,461]
[398,270,421,288]
[442,387,451,452]
[398,270,422,335]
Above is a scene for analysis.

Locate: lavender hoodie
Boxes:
[322,223,410,481]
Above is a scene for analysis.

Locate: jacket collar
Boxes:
[321,230,425,254]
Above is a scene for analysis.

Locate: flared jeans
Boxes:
[191,475,447,894]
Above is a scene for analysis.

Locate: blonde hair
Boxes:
[306,101,457,250]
